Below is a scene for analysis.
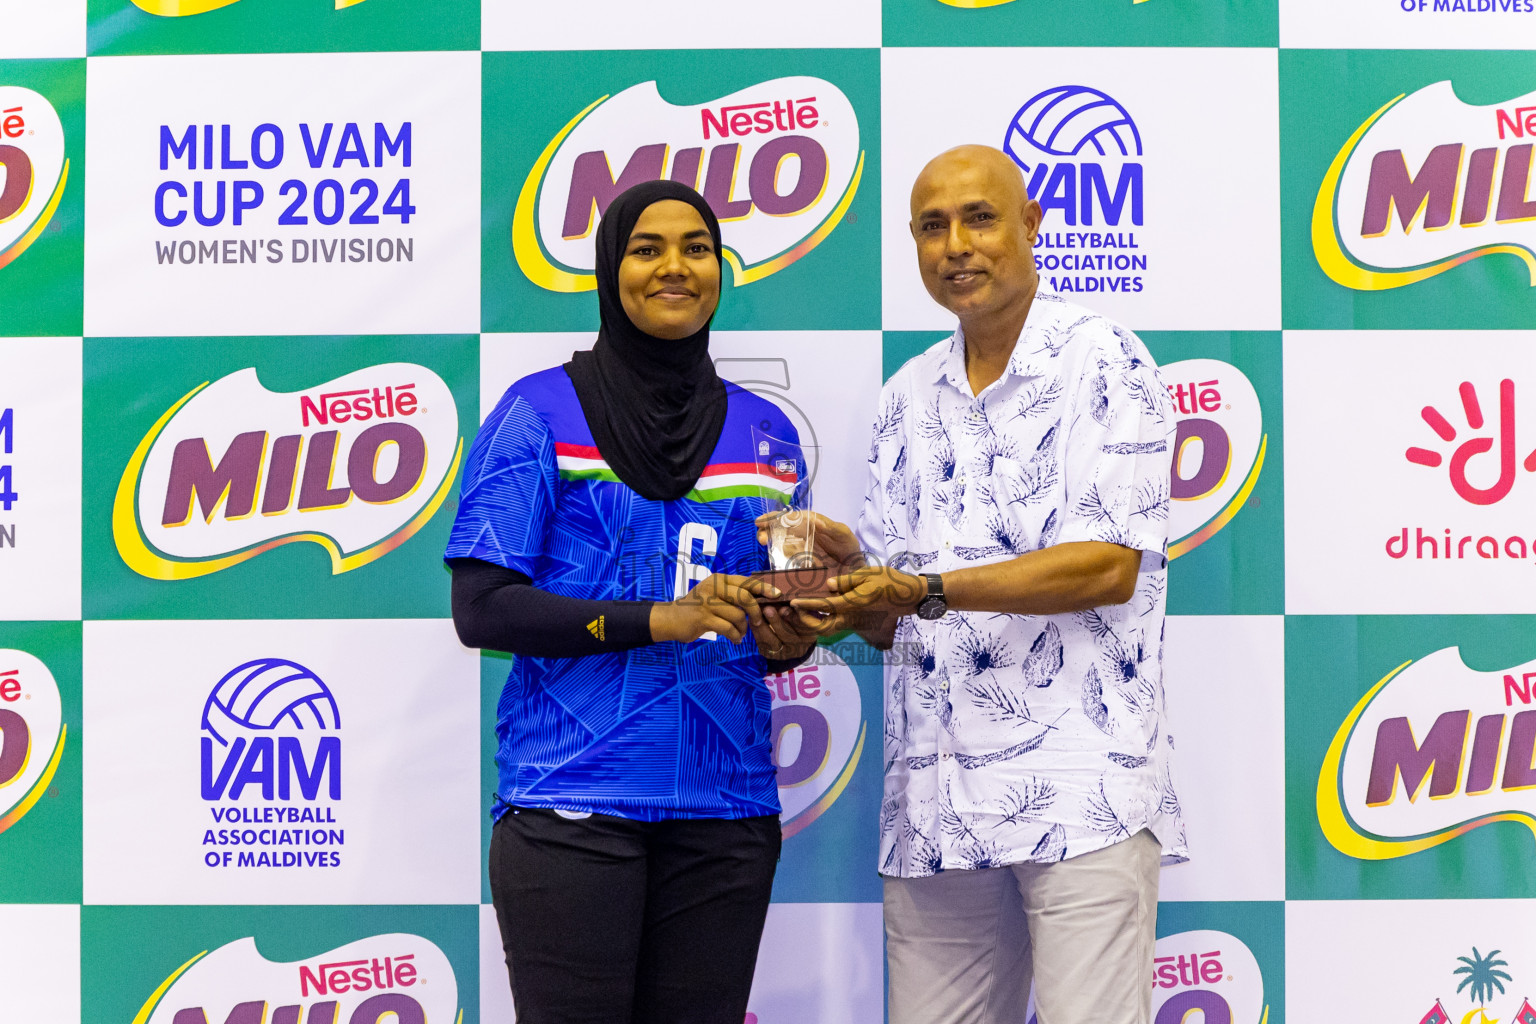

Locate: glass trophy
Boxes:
[750,426,825,602]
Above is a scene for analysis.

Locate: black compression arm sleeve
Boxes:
[449,557,655,658]
[449,557,815,671]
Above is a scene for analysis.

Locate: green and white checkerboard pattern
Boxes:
[3,1,1536,1020]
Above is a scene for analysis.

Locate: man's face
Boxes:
[909,155,1042,321]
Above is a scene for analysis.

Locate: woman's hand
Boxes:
[751,601,818,661]
[650,574,776,644]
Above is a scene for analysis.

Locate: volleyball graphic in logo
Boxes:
[1004,85,1143,162]
[200,658,340,747]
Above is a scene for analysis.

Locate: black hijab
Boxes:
[564,180,728,502]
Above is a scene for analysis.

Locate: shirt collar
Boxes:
[935,290,1066,395]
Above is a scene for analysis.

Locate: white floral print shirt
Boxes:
[859,291,1188,877]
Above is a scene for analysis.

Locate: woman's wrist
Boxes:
[649,601,690,643]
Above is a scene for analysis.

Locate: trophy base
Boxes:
[750,567,831,604]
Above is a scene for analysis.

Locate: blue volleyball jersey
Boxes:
[444,366,802,821]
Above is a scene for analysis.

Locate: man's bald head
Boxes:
[907,145,1042,326]
[910,145,1030,221]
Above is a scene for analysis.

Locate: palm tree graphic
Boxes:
[1454,948,1512,1007]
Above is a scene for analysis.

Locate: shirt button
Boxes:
[944,539,953,548]
[941,753,953,760]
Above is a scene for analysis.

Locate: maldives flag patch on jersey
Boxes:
[553,442,797,503]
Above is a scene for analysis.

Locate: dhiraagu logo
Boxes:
[1161,359,1265,560]
[1315,80,1536,291]
[0,650,65,835]
[1319,646,1536,861]
[134,933,462,1024]
[514,76,863,292]
[113,362,462,580]
[130,0,367,15]
[0,86,68,273]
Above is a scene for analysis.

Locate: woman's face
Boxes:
[617,199,721,340]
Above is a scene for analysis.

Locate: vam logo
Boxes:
[200,658,344,870]
[767,653,864,838]
[513,76,864,292]
[1161,359,1265,560]
[0,87,69,273]
[1004,85,1148,296]
[1315,81,1536,291]
[0,650,64,835]
[135,933,460,1024]
[130,0,367,16]
[113,362,462,580]
[1320,646,1536,860]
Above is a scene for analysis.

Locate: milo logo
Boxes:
[513,76,864,292]
[0,86,68,272]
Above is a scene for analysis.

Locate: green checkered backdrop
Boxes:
[4,1,1536,1020]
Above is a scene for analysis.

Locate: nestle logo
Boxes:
[1496,105,1536,139]
[1,106,23,140]
[1153,949,1224,989]
[701,97,819,140]
[299,383,417,427]
[298,954,417,997]
[1167,379,1221,416]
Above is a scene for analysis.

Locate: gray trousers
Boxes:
[884,829,1160,1024]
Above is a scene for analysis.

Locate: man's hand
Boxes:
[650,574,778,644]
[754,511,868,574]
[790,566,926,647]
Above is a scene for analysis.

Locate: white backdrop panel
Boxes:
[1158,615,1286,902]
[0,904,79,1024]
[0,0,84,59]
[1285,330,1536,615]
[83,51,481,337]
[0,338,81,620]
[82,618,482,905]
[1280,0,1536,49]
[1288,899,1536,1022]
[880,47,1280,333]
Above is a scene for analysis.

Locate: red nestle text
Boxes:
[700,97,819,140]
[297,954,417,997]
[299,383,417,427]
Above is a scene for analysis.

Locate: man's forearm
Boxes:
[941,541,1141,617]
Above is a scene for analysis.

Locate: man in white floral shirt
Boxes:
[796,145,1185,1024]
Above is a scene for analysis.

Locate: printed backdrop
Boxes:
[3,1,1535,1021]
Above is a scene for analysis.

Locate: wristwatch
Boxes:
[915,573,949,620]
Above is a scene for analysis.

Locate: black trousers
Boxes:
[489,807,782,1024]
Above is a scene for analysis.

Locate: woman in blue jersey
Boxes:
[445,180,815,1024]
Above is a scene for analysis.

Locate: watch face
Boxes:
[917,596,946,620]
